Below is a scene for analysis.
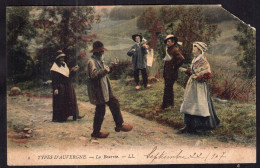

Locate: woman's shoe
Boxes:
[177,126,192,134]
[77,115,85,119]
[73,115,85,120]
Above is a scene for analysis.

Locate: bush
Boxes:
[233,22,256,78]
[109,60,132,80]
[209,69,255,102]
[9,80,43,91]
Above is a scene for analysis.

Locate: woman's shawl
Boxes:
[50,62,70,78]
[191,54,211,81]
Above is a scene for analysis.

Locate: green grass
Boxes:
[111,79,256,145]
[111,79,184,126]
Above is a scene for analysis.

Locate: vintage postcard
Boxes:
[6,4,256,166]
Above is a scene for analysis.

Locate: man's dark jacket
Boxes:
[163,45,185,80]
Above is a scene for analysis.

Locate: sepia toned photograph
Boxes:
[6,4,256,166]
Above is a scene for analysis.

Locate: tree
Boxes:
[158,6,184,25]
[7,7,37,83]
[233,22,256,78]
[176,7,221,63]
[137,6,184,30]
[136,7,157,30]
[136,6,221,77]
[34,6,98,82]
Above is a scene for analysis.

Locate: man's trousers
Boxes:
[134,68,148,87]
[93,97,124,134]
[162,79,175,108]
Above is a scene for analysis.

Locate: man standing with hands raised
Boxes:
[127,33,151,90]
[86,41,133,138]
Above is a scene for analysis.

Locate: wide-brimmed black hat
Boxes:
[90,41,107,53]
[132,33,143,42]
[55,50,66,59]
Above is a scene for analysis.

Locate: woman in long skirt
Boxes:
[50,50,84,122]
[178,42,220,133]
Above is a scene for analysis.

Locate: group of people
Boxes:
[50,33,220,139]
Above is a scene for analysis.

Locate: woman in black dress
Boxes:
[50,51,84,122]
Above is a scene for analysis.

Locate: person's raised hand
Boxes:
[179,67,187,72]
[104,66,110,72]
[71,65,79,71]
[54,89,59,95]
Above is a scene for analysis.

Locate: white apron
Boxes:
[180,53,211,117]
[180,77,210,117]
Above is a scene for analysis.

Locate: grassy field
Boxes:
[110,79,256,145]
[12,78,256,146]
[94,17,143,40]
[91,17,144,64]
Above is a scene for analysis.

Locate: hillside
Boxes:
[206,19,242,73]
[93,17,144,48]
[209,20,240,57]
[92,17,145,62]
[92,16,241,71]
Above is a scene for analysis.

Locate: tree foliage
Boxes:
[176,7,221,63]
[158,6,184,25]
[136,7,157,30]
[33,6,98,81]
[137,6,221,76]
[233,22,256,78]
[7,7,37,83]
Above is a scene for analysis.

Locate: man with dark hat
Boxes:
[156,35,185,112]
[86,41,133,138]
[127,33,151,90]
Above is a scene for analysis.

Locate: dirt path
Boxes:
[7,95,256,165]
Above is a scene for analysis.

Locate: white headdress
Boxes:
[193,41,207,53]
